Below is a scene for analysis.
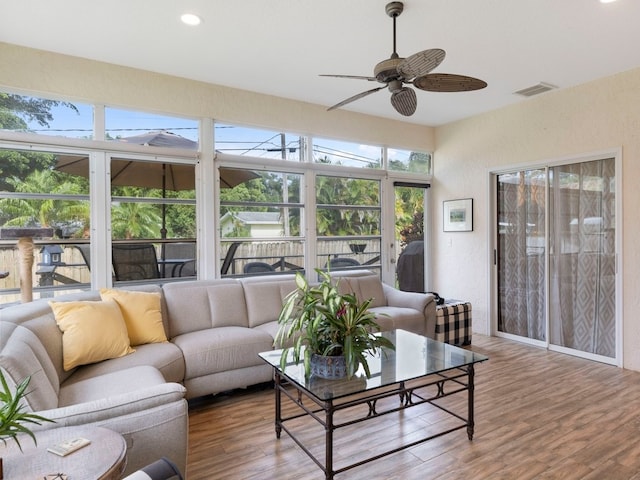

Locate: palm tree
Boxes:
[315,176,380,236]
[111,199,162,239]
[0,169,89,235]
[395,185,424,247]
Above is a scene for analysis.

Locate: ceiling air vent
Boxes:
[514,82,557,97]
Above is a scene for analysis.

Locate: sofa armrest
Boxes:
[32,382,186,429]
[382,284,434,310]
[382,285,437,338]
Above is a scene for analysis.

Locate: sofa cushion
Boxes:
[172,326,274,379]
[0,323,59,411]
[369,306,425,336]
[58,365,167,407]
[240,277,297,328]
[0,299,73,385]
[50,300,134,371]
[163,280,238,337]
[100,288,168,345]
[341,275,386,308]
[207,283,249,328]
[62,342,185,385]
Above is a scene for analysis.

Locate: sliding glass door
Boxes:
[548,158,616,358]
[497,169,546,341]
[496,156,617,362]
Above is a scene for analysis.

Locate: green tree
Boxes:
[395,186,424,248]
[388,151,431,174]
[407,152,431,173]
[0,169,89,235]
[0,93,79,191]
[111,188,162,239]
[219,171,302,237]
[0,93,78,128]
[315,176,379,236]
[165,203,196,238]
[0,147,59,193]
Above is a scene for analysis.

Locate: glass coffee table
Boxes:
[259,329,488,480]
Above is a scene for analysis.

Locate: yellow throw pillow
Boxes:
[50,300,134,371]
[100,289,168,346]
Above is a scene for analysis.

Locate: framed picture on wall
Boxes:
[443,198,473,232]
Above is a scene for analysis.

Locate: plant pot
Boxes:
[349,243,367,254]
[310,353,347,379]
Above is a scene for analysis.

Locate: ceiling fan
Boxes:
[322,1,487,117]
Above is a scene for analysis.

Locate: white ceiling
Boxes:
[1,0,640,127]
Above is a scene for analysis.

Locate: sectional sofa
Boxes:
[0,269,436,476]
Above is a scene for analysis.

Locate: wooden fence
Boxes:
[0,239,380,304]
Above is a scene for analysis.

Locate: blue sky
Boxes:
[19,97,415,167]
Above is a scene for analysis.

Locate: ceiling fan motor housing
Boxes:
[374,56,404,83]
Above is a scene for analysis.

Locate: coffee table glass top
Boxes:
[259,329,488,401]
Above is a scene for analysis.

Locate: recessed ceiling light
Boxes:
[599,0,618,3]
[181,13,201,26]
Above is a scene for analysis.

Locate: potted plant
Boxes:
[275,269,395,379]
[348,243,367,254]
[0,370,54,478]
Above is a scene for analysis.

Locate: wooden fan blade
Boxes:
[397,49,446,79]
[413,73,487,92]
[320,74,378,82]
[390,87,417,116]
[327,85,386,111]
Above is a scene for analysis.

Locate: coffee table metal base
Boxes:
[272,364,477,480]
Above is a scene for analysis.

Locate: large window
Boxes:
[316,175,381,272]
[0,92,93,139]
[105,107,199,145]
[1,90,433,305]
[110,157,197,284]
[219,168,303,276]
[388,147,432,175]
[214,123,302,161]
[0,147,91,303]
[313,137,382,169]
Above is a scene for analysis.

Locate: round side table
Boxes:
[1,425,126,480]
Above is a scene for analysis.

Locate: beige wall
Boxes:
[434,67,640,370]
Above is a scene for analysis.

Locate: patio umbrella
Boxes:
[55,131,259,190]
[54,131,259,268]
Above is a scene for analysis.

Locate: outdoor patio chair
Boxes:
[112,243,160,281]
[328,257,361,270]
[164,242,195,259]
[162,242,196,277]
[220,241,241,275]
[243,261,275,274]
[75,244,91,270]
[176,259,197,277]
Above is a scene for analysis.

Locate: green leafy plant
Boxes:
[0,371,54,451]
[275,269,395,379]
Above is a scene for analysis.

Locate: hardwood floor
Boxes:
[186,335,640,479]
